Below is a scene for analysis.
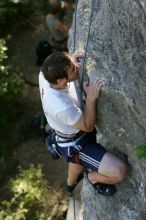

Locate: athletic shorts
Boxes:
[55,129,106,171]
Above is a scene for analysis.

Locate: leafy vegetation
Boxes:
[0,2,68,219]
[0,39,23,179]
[0,165,67,220]
[0,39,23,98]
[0,0,32,35]
[135,139,146,159]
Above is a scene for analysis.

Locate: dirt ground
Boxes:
[6,1,82,202]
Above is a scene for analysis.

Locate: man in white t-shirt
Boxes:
[39,51,127,196]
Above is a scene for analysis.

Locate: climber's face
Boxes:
[67,62,80,82]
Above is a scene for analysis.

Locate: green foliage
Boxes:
[0,165,67,220]
[0,39,23,178]
[0,38,7,59]
[0,165,52,220]
[0,0,33,34]
[135,139,146,159]
[0,39,23,98]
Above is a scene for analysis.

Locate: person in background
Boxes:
[46,0,68,51]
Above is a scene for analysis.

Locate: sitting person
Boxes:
[46,0,68,51]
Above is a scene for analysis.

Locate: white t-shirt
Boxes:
[39,71,82,135]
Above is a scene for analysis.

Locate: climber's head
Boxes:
[42,52,80,87]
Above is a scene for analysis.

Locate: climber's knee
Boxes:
[113,161,128,182]
[98,152,128,183]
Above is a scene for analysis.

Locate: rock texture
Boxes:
[68,0,146,219]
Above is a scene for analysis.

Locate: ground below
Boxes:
[6,1,81,208]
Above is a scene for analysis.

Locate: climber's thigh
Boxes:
[98,152,126,178]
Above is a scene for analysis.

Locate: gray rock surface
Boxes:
[68,0,146,219]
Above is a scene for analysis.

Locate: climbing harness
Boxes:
[45,130,61,159]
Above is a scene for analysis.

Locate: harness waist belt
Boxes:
[55,130,85,139]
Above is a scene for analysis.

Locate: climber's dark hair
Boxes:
[42,52,71,84]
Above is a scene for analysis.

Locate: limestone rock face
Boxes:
[68,0,146,219]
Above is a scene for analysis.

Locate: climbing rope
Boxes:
[79,0,95,96]
[73,0,95,109]
[73,0,78,52]
[71,1,95,220]
[72,2,78,218]
[73,192,76,220]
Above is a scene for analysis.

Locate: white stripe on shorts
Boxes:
[79,152,100,168]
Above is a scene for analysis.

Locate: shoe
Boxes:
[65,172,84,196]
[85,171,117,196]
[91,182,116,196]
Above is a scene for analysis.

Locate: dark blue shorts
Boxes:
[55,129,106,171]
